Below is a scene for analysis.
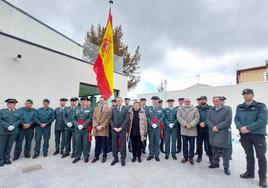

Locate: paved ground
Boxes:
[0,142,265,188]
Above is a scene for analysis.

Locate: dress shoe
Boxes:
[165,156,169,160]
[181,158,188,163]
[62,153,69,158]
[240,171,255,179]
[71,153,75,158]
[111,159,119,166]
[172,155,177,160]
[208,164,220,168]
[196,157,202,163]
[224,168,231,175]
[60,150,63,155]
[121,160,126,166]
[138,157,142,163]
[84,157,89,163]
[53,150,59,155]
[147,156,153,161]
[102,156,107,163]
[132,158,136,163]
[91,158,99,163]
[4,160,12,165]
[189,158,194,165]
[24,154,31,158]
[13,155,19,161]
[155,156,160,162]
[32,154,39,159]
[43,153,48,157]
[259,179,267,188]
[72,158,80,163]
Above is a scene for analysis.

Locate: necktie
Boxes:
[100,106,103,113]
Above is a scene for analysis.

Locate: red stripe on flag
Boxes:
[93,54,112,100]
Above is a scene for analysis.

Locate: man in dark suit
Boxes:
[110,97,129,166]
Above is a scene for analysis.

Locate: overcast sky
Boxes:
[8,0,268,98]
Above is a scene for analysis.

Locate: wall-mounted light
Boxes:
[12,54,22,62]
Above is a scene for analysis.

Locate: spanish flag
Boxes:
[93,8,114,100]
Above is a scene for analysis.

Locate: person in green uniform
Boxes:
[62,97,78,158]
[72,97,93,164]
[33,99,55,158]
[13,99,36,160]
[164,99,178,160]
[196,96,212,163]
[0,99,21,167]
[146,96,164,162]
[235,89,267,188]
[53,98,68,155]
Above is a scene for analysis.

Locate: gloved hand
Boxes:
[152,124,157,129]
[78,125,83,130]
[67,122,73,127]
[169,123,174,128]
[8,126,15,131]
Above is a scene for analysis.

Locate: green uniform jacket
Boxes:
[19,107,36,128]
[54,107,66,131]
[164,108,178,130]
[196,105,212,128]
[234,100,267,136]
[35,107,55,126]
[0,109,21,135]
[146,106,164,128]
[73,106,93,130]
[63,106,78,130]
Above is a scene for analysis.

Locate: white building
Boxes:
[0,0,128,108]
[138,82,268,139]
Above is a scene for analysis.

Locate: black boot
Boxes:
[208,163,219,168]
[224,168,231,175]
[13,155,20,161]
[240,171,255,179]
[53,150,59,155]
[259,179,267,188]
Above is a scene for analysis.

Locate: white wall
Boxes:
[0,34,128,109]
[138,82,268,140]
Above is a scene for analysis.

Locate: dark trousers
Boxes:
[14,128,34,157]
[182,135,195,159]
[240,134,267,180]
[0,134,17,164]
[211,146,230,168]
[177,126,182,152]
[197,128,211,159]
[107,124,113,153]
[64,129,75,154]
[75,129,90,159]
[34,126,51,155]
[54,129,65,152]
[142,135,147,153]
[94,136,108,159]
[112,130,127,160]
[130,135,142,158]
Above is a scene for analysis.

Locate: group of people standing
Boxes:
[0,88,267,187]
